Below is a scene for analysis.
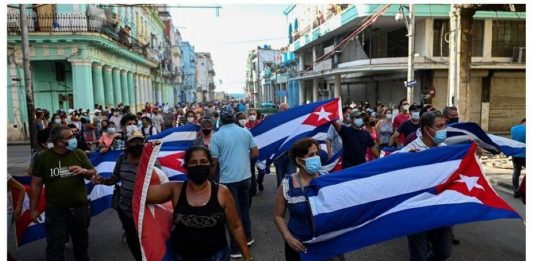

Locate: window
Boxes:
[387,27,408,57]
[433,19,484,57]
[492,20,525,57]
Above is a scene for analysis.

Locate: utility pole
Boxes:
[447,5,459,106]
[20,4,39,153]
[406,4,415,104]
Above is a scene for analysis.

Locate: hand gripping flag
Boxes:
[251,98,341,172]
[302,143,521,260]
[133,142,174,261]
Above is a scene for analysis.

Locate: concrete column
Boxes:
[157,82,163,104]
[70,60,95,110]
[142,76,148,104]
[120,70,129,106]
[102,65,114,108]
[483,20,493,58]
[91,63,105,107]
[298,80,305,105]
[334,74,341,100]
[112,68,123,105]
[312,78,319,102]
[147,79,153,104]
[127,72,135,111]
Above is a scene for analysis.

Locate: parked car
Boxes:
[257,102,278,116]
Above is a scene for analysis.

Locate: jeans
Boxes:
[274,153,297,187]
[117,209,142,261]
[408,227,452,261]
[172,246,229,261]
[512,157,526,192]
[45,206,91,261]
[224,178,252,252]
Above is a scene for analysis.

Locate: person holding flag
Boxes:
[274,138,345,261]
[331,110,379,169]
[30,125,97,261]
[399,110,452,260]
[92,130,147,261]
[145,146,253,261]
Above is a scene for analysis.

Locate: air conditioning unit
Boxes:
[512,47,525,63]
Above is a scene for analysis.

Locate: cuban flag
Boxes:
[252,98,340,172]
[321,150,343,173]
[444,122,525,157]
[133,142,174,261]
[12,125,198,246]
[302,143,521,260]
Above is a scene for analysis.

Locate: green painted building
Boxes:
[7,4,177,140]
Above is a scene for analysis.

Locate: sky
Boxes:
[169,4,289,94]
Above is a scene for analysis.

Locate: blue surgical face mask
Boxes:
[432,129,447,145]
[354,118,364,128]
[47,142,54,149]
[301,155,322,174]
[66,138,78,151]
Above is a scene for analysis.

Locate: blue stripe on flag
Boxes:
[312,188,435,236]
[303,203,520,261]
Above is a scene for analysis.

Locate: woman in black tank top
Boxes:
[146,146,252,261]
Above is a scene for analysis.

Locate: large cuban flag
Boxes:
[302,143,521,260]
[12,124,198,246]
[133,142,174,261]
[251,98,340,172]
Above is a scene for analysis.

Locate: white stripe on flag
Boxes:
[306,190,481,244]
[159,131,198,143]
[89,184,114,201]
[487,134,525,148]
[309,160,462,216]
[95,161,116,174]
[254,115,308,149]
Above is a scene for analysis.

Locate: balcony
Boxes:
[7,12,153,60]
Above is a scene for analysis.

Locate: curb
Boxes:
[8,141,30,146]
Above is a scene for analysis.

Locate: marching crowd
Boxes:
[8,98,526,261]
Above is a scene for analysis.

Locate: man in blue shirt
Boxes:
[511,118,526,198]
[210,106,259,258]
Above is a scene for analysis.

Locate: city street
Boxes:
[7,145,525,261]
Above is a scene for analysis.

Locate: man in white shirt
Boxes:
[398,111,452,261]
[150,108,165,132]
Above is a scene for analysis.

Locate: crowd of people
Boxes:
[8,97,526,261]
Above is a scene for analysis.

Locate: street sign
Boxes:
[404,80,417,88]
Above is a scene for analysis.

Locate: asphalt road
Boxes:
[7,145,525,261]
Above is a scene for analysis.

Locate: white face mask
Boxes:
[126,125,137,134]
[239,119,246,127]
[411,112,420,120]
[386,113,393,120]
[54,119,61,124]
[187,117,195,123]
[249,115,256,121]
[107,127,116,133]
[114,112,119,116]
[47,142,54,149]
[402,105,410,111]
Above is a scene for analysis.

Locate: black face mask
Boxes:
[201,128,212,136]
[448,118,459,124]
[126,144,144,157]
[187,165,211,184]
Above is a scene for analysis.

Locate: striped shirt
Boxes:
[112,153,139,218]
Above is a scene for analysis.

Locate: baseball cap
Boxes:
[127,131,145,142]
[220,106,235,121]
[350,110,362,118]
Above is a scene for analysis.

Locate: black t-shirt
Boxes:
[397,120,419,138]
[339,125,375,168]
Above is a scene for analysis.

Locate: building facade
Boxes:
[283,4,525,132]
[181,41,197,103]
[244,45,282,105]
[7,4,185,140]
[195,52,215,102]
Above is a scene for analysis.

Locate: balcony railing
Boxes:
[7,12,155,60]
